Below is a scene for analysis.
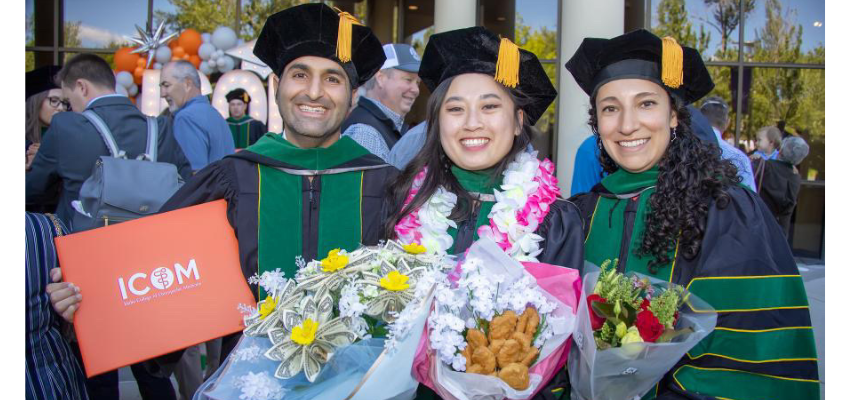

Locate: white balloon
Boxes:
[155,46,172,64]
[198,43,216,60]
[128,84,138,97]
[153,62,162,70]
[115,71,134,88]
[199,61,213,76]
[202,33,211,43]
[207,58,218,68]
[218,56,235,72]
[215,49,225,59]
[211,26,238,51]
[115,84,129,96]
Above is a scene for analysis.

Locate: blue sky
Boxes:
[654,0,825,53]
[27,0,821,53]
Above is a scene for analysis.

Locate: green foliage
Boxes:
[653,0,711,54]
[155,0,313,41]
[654,0,824,179]
[514,15,558,134]
[649,285,685,328]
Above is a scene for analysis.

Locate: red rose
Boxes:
[587,294,607,331]
[639,298,651,311]
[635,310,665,342]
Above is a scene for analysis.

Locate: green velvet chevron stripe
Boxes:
[687,275,810,312]
[672,365,820,400]
[688,327,818,363]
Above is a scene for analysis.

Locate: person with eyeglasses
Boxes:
[26,66,68,172]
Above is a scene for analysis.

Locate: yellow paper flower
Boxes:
[290,318,319,346]
[258,295,277,320]
[321,249,349,273]
[380,271,410,292]
[402,243,427,254]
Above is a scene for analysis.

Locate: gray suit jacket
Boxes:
[26,95,192,228]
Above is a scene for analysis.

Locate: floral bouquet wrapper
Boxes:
[193,288,434,400]
[412,239,581,400]
[193,240,443,400]
[568,263,717,400]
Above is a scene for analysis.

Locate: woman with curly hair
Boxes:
[565,29,819,400]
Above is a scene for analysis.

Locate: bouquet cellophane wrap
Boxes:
[193,288,435,400]
[412,239,580,400]
[568,263,718,400]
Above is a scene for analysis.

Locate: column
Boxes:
[556,0,624,194]
[434,0,476,33]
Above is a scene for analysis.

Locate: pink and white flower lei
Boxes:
[394,151,560,262]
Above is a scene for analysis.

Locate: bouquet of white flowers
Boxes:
[193,241,452,400]
[412,239,580,400]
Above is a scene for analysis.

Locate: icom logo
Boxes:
[118,259,200,300]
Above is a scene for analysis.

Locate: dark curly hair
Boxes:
[588,94,740,273]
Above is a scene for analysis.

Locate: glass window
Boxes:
[736,67,824,179]
[64,0,146,49]
[480,0,559,159]
[744,0,824,64]
[696,66,738,143]
[652,0,740,61]
[26,52,36,72]
[154,0,234,37]
[26,0,35,47]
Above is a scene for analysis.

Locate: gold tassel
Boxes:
[495,37,521,88]
[335,8,362,63]
[661,36,684,89]
[242,92,249,103]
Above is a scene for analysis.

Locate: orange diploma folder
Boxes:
[55,200,255,377]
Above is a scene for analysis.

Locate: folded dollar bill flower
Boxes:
[265,293,358,382]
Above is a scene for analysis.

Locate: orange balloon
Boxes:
[168,39,178,50]
[172,46,186,59]
[137,58,148,68]
[188,54,201,69]
[133,66,144,85]
[182,54,191,61]
[178,29,203,55]
[114,47,141,72]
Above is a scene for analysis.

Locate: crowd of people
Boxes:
[25,3,818,400]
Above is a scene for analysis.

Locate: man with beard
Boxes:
[44,3,395,370]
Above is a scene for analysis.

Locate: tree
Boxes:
[26,16,82,71]
[155,0,311,41]
[514,15,558,135]
[702,0,755,55]
[653,0,711,55]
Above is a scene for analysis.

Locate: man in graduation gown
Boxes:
[47,4,393,365]
[565,30,819,400]
[225,88,266,149]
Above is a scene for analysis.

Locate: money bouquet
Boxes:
[193,241,452,400]
[568,260,718,400]
[412,239,580,400]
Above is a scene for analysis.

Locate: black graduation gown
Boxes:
[448,199,586,271]
[752,158,802,236]
[159,140,398,363]
[570,184,819,400]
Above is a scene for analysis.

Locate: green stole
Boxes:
[584,167,678,281]
[227,116,253,149]
[446,166,500,254]
[246,133,371,298]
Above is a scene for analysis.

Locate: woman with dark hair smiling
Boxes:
[384,26,584,269]
[565,29,819,400]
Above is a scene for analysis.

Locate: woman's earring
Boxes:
[670,127,678,142]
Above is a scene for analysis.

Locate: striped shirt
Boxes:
[25,213,89,400]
